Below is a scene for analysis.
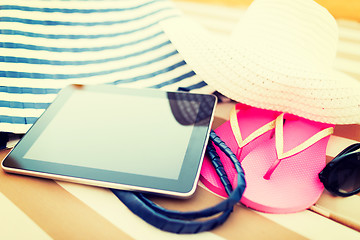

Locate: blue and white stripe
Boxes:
[0,0,212,134]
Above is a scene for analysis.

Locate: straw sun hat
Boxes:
[161,0,360,124]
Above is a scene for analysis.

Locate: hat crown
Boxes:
[232,0,338,69]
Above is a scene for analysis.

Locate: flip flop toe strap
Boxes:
[263,114,334,180]
[230,105,276,158]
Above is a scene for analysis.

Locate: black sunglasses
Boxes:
[319,143,360,197]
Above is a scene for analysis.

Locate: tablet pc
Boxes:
[2,84,217,198]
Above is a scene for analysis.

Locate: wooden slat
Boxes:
[0,150,131,240]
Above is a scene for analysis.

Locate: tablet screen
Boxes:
[2,85,217,197]
[24,90,197,180]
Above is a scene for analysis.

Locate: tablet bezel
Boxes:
[2,84,217,198]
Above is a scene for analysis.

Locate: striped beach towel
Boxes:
[0,0,212,134]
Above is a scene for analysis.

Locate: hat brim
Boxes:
[160,17,360,124]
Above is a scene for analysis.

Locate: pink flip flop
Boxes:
[239,114,334,213]
[200,104,280,197]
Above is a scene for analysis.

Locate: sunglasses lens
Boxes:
[332,157,360,195]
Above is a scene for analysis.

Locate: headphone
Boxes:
[112,130,246,234]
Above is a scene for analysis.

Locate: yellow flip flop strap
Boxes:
[275,113,334,159]
[230,106,276,149]
[263,113,334,180]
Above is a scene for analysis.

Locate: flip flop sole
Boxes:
[200,106,278,197]
[240,117,333,213]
